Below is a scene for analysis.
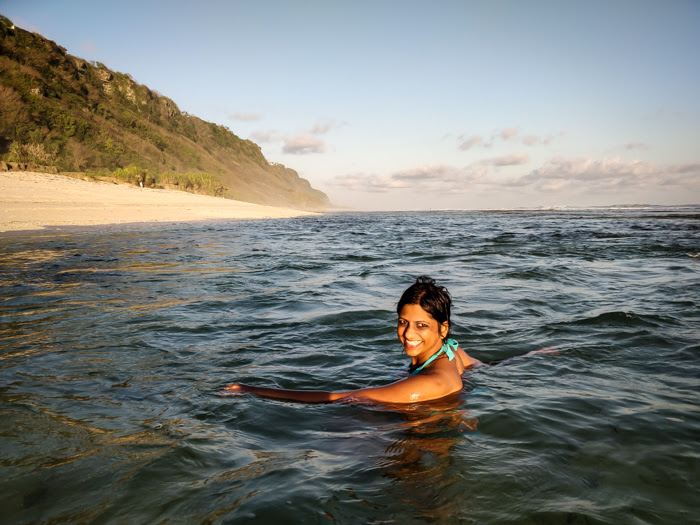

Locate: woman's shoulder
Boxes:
[456,346,481,369]
[350,361,462,404]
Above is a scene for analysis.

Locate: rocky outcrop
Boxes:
[72,58,87,70]
[95,68,113,93]
[160,97,180,118]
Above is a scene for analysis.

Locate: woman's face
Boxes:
[397,303,448,362]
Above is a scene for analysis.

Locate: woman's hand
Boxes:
[219,383,245,396]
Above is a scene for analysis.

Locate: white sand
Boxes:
[1,171,318,233]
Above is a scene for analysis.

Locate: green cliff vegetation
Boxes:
[0,15,329,209]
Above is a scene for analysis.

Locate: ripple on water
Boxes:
[1,209,698,522]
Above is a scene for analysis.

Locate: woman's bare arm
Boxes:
[221,364,463,405]
[221,383,343,403]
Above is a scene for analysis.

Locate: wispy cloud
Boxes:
[282,134,326,154]
[250,129,328,155]
[500,127,519,140]
[332,164,488,193]
[249,130,281,143]
[522,134,540,146]
[457,134,485,151]
[309,119,345,135]
[230,112,264,122]
[331,173,405,193]
[481,153,530,166]
[458,127,563,150]
[331,156,700,196]
[248,118,343,155]
[514,157,700,192]
[80,41,99,56]
[392,165,463,183]
[625,141,650,151]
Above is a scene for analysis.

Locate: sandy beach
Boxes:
[0,171,318,233]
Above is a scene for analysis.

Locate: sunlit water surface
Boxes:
[1,208,698,524]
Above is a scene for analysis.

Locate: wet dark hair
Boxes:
[396,276,452,339]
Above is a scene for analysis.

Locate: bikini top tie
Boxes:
[410,338,458,375]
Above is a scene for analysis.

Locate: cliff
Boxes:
[0,15,330,210]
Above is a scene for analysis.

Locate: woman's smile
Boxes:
[397,303,447,363]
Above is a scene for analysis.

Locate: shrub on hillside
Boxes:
[158,171,227,196]
[7,142,57,165]
[113,164,149,186]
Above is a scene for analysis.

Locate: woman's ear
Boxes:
[440,322,449,339]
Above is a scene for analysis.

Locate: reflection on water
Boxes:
[1,209,698,523]
[378,400,480,522]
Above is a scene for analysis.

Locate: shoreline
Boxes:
[1,171,319,234]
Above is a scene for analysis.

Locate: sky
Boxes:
[2,0,699,210]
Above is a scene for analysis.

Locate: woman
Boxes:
[222,276,482,404]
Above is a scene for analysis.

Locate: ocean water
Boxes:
[1,207,698,524]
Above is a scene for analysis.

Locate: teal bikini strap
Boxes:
[411,338,459,375]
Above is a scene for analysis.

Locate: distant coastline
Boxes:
[1,171,318,234]
[328,204,699,215]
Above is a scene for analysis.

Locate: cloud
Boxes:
[310,122,333,135]
[458,128,564,151]
[481,153,530,166]
[625,141,650,150]
[501,127,519,140]
[331,173,404,193]
[308,118,348,136]
[391,164,463,183]
[281,119,344,153]
[248,118,342,154]
[673,163,700,174]
[331,164,489,193]
[514,157,700,192]
[80,41,99,56]
[249,130,280,143]
[522,134,539,146]
[309,119,346,135]
[330,156,700,198]
[540,132,565,145]
[458,134,484,151]
[282,134,326,154]
[230,112,264,122]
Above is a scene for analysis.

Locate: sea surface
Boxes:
[1,207,698,524]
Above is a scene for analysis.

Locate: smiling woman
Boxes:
[221,276,482,404]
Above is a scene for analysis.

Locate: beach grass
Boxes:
[95,165,228,198]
